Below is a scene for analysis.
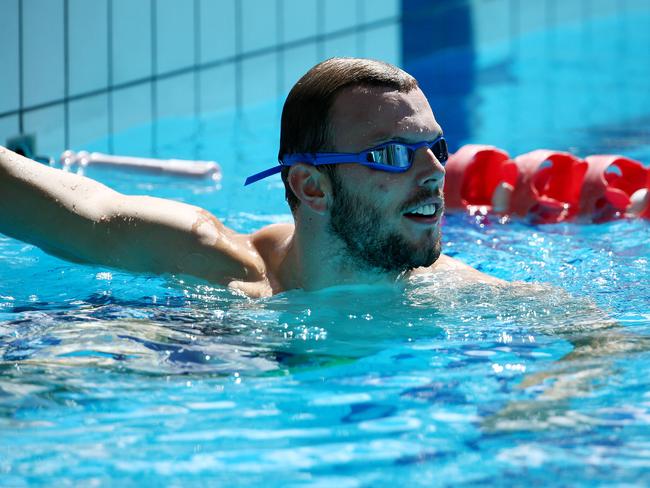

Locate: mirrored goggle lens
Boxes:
[366,144,412,168]
[430,138,448,163]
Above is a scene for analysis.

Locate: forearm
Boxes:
[0,146,117,261]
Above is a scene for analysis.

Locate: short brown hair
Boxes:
[279,57,419,211]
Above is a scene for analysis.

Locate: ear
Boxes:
[287,164,331,214]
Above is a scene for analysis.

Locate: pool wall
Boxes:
[0,0,400,158]
[1,0,648,161]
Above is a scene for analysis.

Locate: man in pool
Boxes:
[0,57,500,297]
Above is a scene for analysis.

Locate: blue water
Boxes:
[2,6,650,487]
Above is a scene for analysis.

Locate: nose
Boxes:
[413,146,446,188]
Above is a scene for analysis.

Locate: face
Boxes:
[326,85,446,272]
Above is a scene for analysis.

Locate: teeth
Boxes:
[410,204,437,216]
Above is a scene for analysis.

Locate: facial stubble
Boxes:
[327,172,442,273]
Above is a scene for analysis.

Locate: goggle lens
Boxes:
[431,137,448,163]
[367,138,448,168]
[366,144,412,168]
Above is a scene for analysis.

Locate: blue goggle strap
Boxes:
[244,153,367,186]
[244,165,283,186]
[283,152,370,165]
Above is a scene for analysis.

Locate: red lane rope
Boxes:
[443,145,649,223]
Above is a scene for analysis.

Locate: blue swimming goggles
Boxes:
[244,136,448,185]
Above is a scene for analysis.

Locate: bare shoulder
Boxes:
[416,253,506,285]
[251,222,294,238]
[215,223,294,297]
[250,223,294,264]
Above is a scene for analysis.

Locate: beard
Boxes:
[327,172,442,273]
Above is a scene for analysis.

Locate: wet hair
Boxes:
[279,57,419,212]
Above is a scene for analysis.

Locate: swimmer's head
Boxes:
[279,57,419,212]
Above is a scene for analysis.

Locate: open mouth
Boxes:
[403,202,442,223]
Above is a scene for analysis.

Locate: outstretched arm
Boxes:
[0,146,264,284]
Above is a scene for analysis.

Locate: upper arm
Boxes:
[95,196,265,284]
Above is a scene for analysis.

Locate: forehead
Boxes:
[329,85,440,151]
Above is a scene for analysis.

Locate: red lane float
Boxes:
[443,145,517,214]
[512,150,587,223]
[443,145,649,223]
[582,155,650,221]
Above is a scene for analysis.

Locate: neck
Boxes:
[279,213,403,292]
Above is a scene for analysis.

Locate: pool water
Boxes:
[2,6,650,486]
[1,128,649,484]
